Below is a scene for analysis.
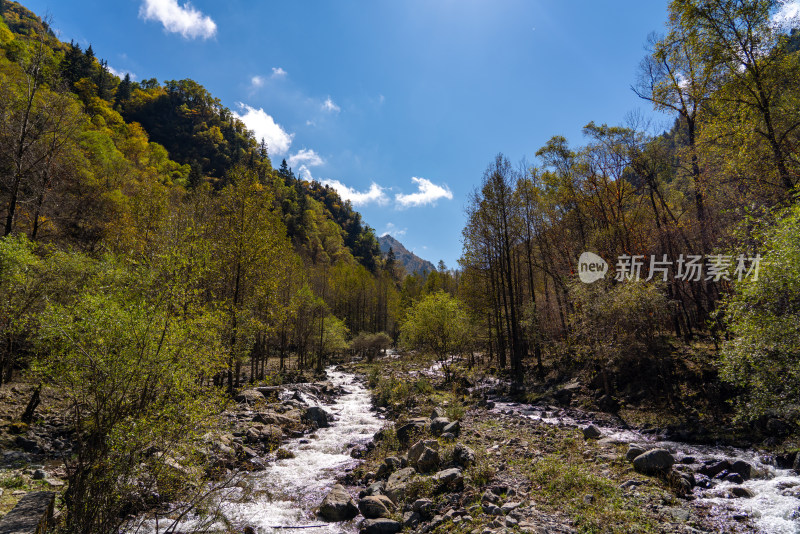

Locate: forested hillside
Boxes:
[457,0,800,421]
[0,3,455,530]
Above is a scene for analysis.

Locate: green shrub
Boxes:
[445,401,466,421]
[0,475,25,489]
[720,202,800,419]
[276,448,295,460]
[404,476,434,503]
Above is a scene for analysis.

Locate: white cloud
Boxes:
[322,179,389,206]
[773,0,800,29]
[288,149,324,169]
[272,67,287,79]
[232,103,294,156]
[139,0,217,39]
[250,75,265,88]
[322,97,341,113]
[107,65,137,80]
[381,223,406,237]
[297,165,314,181]
[395,177,453,208]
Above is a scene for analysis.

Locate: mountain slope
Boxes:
[378,234,435,276]
[0,0,381,272]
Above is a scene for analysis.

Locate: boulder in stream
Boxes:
[698,459,731,478]
[731,460,753,480]
[319,484,358,521]
[582,424,602,440]
[729,486,755,498]
[305,406,332,428]
[632,448,675,475]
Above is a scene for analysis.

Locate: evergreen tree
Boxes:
[278,158,294,185]
[114,73,132,110]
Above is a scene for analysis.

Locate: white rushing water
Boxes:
[490,397,800,534]
[222,368,383,533]
[134,367,382,534]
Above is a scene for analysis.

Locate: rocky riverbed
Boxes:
[4,357,800,534]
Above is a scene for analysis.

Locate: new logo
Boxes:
[578,252,608,284]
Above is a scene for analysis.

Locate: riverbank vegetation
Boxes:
[457,0,800,429]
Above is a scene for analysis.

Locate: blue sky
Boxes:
[22,0,679,268]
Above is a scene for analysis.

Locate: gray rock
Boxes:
[0,491,55,534]
[725,473,744,484]
[32,469,46,480]
[238,446,259,459]
[501,502,521,513]
[481,490,499,503]
[698,460,731,478]
[397,418,428,444]
[376,456,403,479]
[245,428,261,443]
[416,447,440,473]
[431,407,446,419]
[443,421,461,436]
[385,467,416,504]
[553,387,574,405]
[632,448,675,475]
[403,510,421,528]
[253,411,299,427]
[318,484,358,521]
[305,406,332,428]
[731,460,753,480]
[431,417,451,435]
[453,443,476,467]
[358,495,394,519]
[582,424,602,440]
[665,506,690,521]
[408,439,439,468]
[626,445,646,461]
[432,468,464,491]
[483,503,502,515]
[254,385,281,399]
[235,389,264,404]
[360,518,402,534]
[359,481,385,498]
[413,498,435,518]
[729,486,755,498]
[15,436,39,453]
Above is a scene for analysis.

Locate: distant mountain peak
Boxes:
[378,234,435,276]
